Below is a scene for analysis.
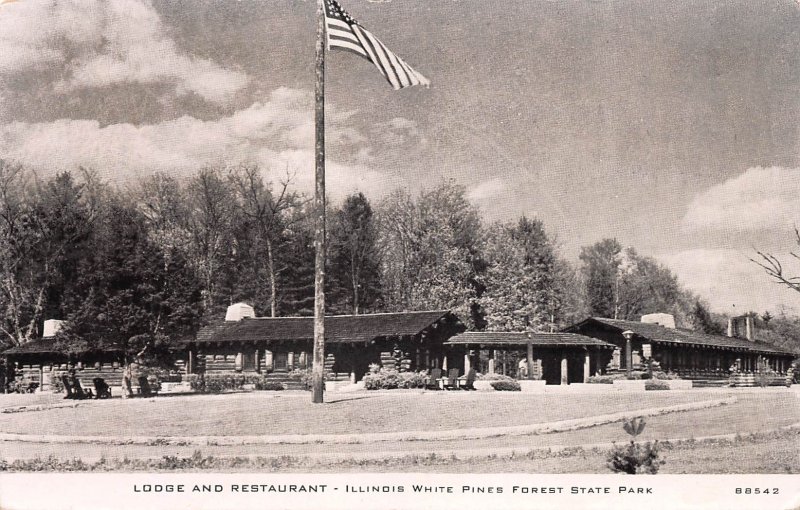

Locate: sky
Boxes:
[0,0,798,315]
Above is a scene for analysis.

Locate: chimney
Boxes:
[225,302,255,321]
[727,315,754,341]
[640,313,676,329]
[42,319,65,338]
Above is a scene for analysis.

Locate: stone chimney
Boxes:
[225,302,255,321]
[640,313,676,329]
[727,315,754,341]
[42,319,65,338]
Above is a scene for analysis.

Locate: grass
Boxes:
[0,390,747,437]
[1,428,797,474]
[1,389,797,473]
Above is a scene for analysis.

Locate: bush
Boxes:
[6,377,37,394]
[50,371,67,393]
[490,379,521,391]
[586,374,625,384]
[186,374,249,393]
[645,380,670,391]
[607,441,664,474]
[477,373,516,381]
[398,371,427,389]
[254,380,285,391]
[287,368,317,390]
[363,368,400,390]
[653,371,682,380]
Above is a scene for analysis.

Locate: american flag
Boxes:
[324,0,430,90]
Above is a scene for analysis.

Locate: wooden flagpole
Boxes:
[311,0,326,404]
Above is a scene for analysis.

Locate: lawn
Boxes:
[1,388,798,473]
[0,390,750,437]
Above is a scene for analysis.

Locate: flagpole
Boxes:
[311,0,326,404]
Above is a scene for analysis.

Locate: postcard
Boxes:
[0,0,798,509]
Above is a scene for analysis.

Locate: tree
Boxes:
[479,217,562,332]
[56,197,203,396]
[0,165,99,348]
[377,182,484,326]
[688,299,725,335]
[614,248,684,321]
[184,167,236,318]
[229,165,302,317]
[752,226,800,294]
[328,192,382,315]
[579,238,622,318]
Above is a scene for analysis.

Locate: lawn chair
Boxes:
[461,368,477,391]
[443,368,460,390]
[61,375,74,399]
[426,368,443,390]
[70,375,89,399]
[137,376,152,397]
[93,378,112,399]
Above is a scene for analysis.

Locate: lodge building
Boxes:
[2,306,796,392]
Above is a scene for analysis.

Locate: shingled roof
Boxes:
[3,338,123,355]
[191,310,457,345]
[566,317,796,356]
[445,331,615,348]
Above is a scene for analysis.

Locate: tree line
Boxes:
[0,159,795,359]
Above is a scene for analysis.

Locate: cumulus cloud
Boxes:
[467,177,507,202]
[681,167,800,233]
[0,88,391,199]
[372,117,426,147]
[658,248,800,314]
[0,0,248,103]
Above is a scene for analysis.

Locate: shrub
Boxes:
[186,374,248,393]
[6,377,36,394]
[607,441,664,474]
[50,371,66,393]
[490,379,521,391]
[645,380,670,391]
[363,368,401,390]
[607,417,664,474]
[254,380,285,391]
[477,373,516,382]
[586,374,625,384]
[287,368,317,390]
[397,371,427,389]
[653,371,682,380]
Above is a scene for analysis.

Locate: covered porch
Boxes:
[444,332,616,384]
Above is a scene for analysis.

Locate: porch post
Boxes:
[526,341,534,380]
[488,349,495,374]
[583,350,591,382]
[622,330,634,377]
[442,355,448,371]
[188,349,193,374]
[560,352,569,385]
[424,349,430,369]
[464,352,471,374]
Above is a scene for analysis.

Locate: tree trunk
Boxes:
[266,238,277,317]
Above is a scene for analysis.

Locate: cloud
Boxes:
[658,248,800,314]
[681,167,800,233]
[466,177,507,202]
[0,0,248,103]
[0,88,391,199]
[371,117,427,148]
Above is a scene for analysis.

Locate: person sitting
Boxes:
[518,359,528,379]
